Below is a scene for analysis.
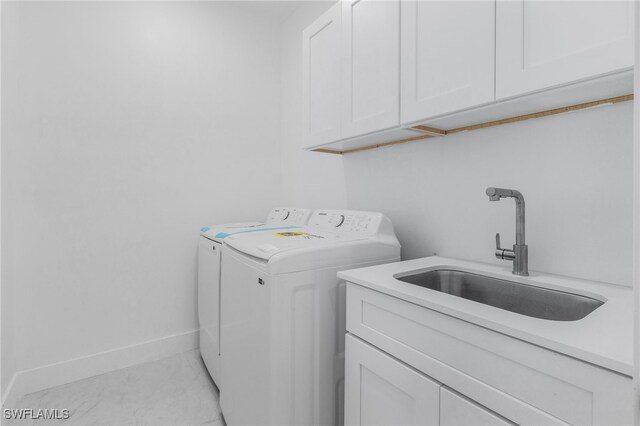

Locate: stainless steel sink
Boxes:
[395,269,604,321]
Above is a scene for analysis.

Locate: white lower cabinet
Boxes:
[344,283,633,426]
[345,334,513,426]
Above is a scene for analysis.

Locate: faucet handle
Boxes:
[495,233,515,260]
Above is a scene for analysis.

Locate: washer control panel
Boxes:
[267,208,312,225]
[308,210,382,235]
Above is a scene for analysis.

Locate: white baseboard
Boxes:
[1,329,199,408]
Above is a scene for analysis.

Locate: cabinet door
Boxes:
[344,334,440,426]
[197,238,222,385]
[440,387,514,426]
[342,0,400,139]
[496,0,634,99]
[400,1,495,123]
[302,3,342,149]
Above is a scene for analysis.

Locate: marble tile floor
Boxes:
[3,350,224,426]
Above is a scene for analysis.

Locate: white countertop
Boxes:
[337,256,633,377]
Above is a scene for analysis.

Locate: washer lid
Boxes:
[224,229,366,261]
[200,222,304,243]
[223,210,401,273]
[224,228,400,274]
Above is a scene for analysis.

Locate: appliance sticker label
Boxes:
[212,225,303,239]
[273,232,325,239]
[274,232,307,237]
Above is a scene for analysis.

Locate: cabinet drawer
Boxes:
[440,387,513,426]
[346,284,633,425]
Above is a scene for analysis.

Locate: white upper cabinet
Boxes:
[341,0,401,139]
[302,3,342,149]
[303,0,635,152]
[496,0,634,99]
[401,1,495,123]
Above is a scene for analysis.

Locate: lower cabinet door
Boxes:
[344,334,440,426]
[440,387,513,426]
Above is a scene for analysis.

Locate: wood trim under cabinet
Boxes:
[311,94,634,155]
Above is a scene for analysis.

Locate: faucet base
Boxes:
[512,245,529,276]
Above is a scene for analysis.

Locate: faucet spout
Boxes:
[486,187,528,276]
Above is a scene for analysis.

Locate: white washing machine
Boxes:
[198,208,311,388]
[219,210,400,426]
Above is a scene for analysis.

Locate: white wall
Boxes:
[1,1,284,399]
[279,2,348,209]
[344,102,634,287]
[632,1,639,420]
[0,0,10,404]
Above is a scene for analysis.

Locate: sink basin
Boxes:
[395,269,604,321]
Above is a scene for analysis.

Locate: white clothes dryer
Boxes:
[197,207,311,387]
[219,210,400,425]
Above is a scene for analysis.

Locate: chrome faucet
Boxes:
[486,187,529,276]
